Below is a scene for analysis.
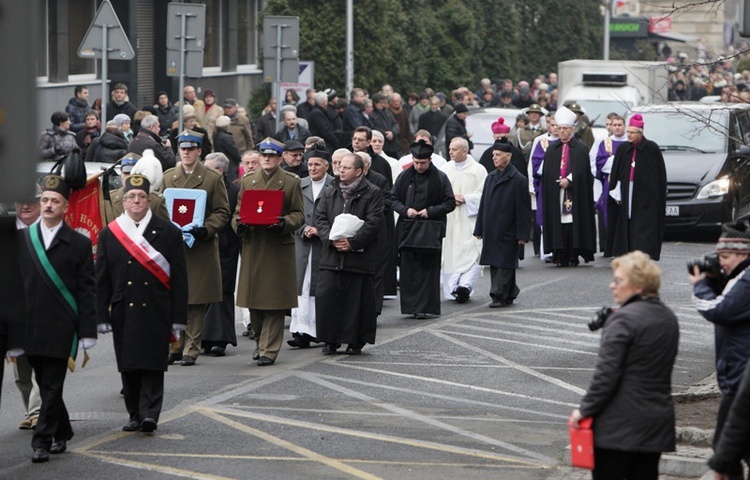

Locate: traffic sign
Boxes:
[77,0,135,60]
[263,16,300,83]
[166,3,206,51]
[167,50,203,78]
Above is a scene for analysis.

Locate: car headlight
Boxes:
[696,177,730,199]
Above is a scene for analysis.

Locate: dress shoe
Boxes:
[32,448,49,463]
[180,356,196,366]
[414,313,427,319]
[241,329,251,337]
[19,418,34,430]
[322,343,340,355]
[50,440,67,454]
[489,300,507,308]
[257,356,275,366]
[455,286,470,304]
[286,337,311,348]
[122,420,140,432]
[345,345,362,355]
[210,346,226,357]
[167,353,183,365]
[252,348,260,361]
[140,418,157,433]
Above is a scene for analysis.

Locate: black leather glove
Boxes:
[190,226,208,241]
[236,222,248,237]
[268,216,285,232]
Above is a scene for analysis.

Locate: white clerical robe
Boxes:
[439,155,487,274]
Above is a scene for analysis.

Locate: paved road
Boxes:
[0,239,716,479]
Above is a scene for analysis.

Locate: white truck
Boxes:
[557,59,670,127]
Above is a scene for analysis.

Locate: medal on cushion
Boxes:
[257,200,264,214]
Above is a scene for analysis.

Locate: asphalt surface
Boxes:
[0,238,717,479]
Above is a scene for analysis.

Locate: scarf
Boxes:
[340,175,364,201]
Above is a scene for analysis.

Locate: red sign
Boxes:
[649,16,672,34]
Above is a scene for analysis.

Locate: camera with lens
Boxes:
[686,252,721,276]
[588,306,614,332]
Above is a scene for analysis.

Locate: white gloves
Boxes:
[172,324,186,341]
[79,338,97,350]
[6,348,24,359]
[97,323,112,334]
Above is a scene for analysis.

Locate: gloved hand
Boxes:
[172,323,186,341]
[79,338,97,350]
[190,226,208,241]
[97,323,112,334]
[236,222,249,237]
[6,348,24,359]
[268,217,286,232]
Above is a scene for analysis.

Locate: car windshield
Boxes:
[577,100,630,128]
[636,110,728,153]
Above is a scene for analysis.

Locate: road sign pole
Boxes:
[178,13,187,134]
[273,24,289,125]
[101,24,109,133]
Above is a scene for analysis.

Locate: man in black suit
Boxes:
[96,174,188,434]
[19,175,97,463]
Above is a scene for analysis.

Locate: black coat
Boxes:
[579,295,679,452]
[96,214,188,371]
[709,360,750,474]
[87,131,129,164]
[106,100,137,121]
[444,115,474,151]
[606,137,667,260]
[474,164,531,268]
[0,219,26,353]
[20,222,97,359]
[128,129,176,171]
[307,106,339,150]
[274,125,311,144]
[370,107,402,158]
[479,138,526,175]
[541,138,596,258]
[212,128,243,181]
[315,177,384,275]
[417,110,448,137]
[255,111,277,144]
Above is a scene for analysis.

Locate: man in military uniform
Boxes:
[567,102,595,150]
[233,138,304,366]
[513,103,546,160]
[160,130,230,366]
[96,175,188,433]
[19,175,97,463]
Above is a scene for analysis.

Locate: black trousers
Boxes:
[592,448,661,480]
[121,370,165,423]
[714,393,747,479]
[27,355,73,450]
[489,267,519,304]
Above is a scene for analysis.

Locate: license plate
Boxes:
[665,206,679,216]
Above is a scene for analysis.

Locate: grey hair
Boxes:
[313,92,328,105]
[371,130,385,142]
[204,152,229,172]
[141,115,160,130]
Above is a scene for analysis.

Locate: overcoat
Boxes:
[295,174,334,294]
[579,295,679,452]
[233,167,304,309]
[20,222,97,359]
[160,160,230,304]
[96,214,188,371]
[474,164,531,268]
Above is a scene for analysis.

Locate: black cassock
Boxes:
[541,138,596,262]
[392,164,455,315]
[606,138,667,260]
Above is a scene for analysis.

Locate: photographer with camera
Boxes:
[569,251,679,479]
[690,220,750,480]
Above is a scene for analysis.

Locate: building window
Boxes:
[37,0,96,79]
[69,0,97,76]
[203,0,222,68]
[238,0,260,66]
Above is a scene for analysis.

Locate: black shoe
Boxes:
[257,356,275,366]
[210,346,226,357]
[241,329,251,337]
[489,301,507,308]
[32,448,49,463]
[455,286,470,304]
[414,313,427,319]
[50,440,67,454]
[180,356,196,366]
[140,418,157,433]
[322,343,340,355]
[286,337,311,348]
[252,348,260,361]
[570,258,580,267]
[167,353,183,365]
[122,420,140,432]
[345,345,362,355]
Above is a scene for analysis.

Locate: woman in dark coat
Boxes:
[569,250,679,480]
[87,127,129,164]
[212,116,243,183]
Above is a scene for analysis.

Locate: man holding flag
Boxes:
[96,174,188,434]
[19,175,97,463]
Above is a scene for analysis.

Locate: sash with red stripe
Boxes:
[109,217,171,289]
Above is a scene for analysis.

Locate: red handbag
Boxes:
[569,417,594,470]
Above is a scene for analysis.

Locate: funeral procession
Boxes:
[6,0,750,479]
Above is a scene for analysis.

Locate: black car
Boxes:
[630,102,750,231]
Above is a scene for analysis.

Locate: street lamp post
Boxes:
[604,0,612,60]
